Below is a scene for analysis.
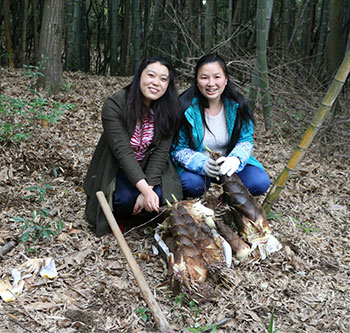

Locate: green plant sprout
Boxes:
[175,292,185,307]
[268,310,279,333]
[0,94,73,143]
[136,307,150,322]
[185,322,218,333]
[24,180,53,202]
[267,210,282,221]
[189,299,199,318]
[295,221,320,234]
[21,54,47,94]
[12,209,62,252]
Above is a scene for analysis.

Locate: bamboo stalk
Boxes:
[96,191,174,333]
[263,49,350,213]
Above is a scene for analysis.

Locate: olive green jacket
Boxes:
[83,89,183,236]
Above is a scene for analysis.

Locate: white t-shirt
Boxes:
[202,107,228,157]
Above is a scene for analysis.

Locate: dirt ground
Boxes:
[0,67,349,333]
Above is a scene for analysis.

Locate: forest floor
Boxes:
[0,67,349,333]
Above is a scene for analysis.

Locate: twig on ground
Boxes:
[123,208,168,236]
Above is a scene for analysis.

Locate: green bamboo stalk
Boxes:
[249,0,273,116]
[263,49,350,214]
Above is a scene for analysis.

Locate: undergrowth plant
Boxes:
[268,310,279,333]
[12,172,64,253]
[169,293,219,332]
[0,94,73,143]
[185,322,218,333]
[267,210,282,221]
[0,60,74,144]
[136,307,150,323]
[295,221,321,234]
[12,211,63,252]
[24,178,54,202]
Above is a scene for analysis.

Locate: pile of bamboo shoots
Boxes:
[154,174,282,293]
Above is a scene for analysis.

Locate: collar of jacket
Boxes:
[184,97,239,150]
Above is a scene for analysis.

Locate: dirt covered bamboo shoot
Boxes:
[215,219,251,260]
[221,174,270,235]
[169,205,208,290]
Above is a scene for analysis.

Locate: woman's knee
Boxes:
[251,173,271,196]
[237,165,271,196]
[180,171,209,198]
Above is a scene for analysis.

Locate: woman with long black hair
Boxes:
[171,53,270,198]
[84,56,183,236]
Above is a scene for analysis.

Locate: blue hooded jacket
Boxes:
[171,97,264,175]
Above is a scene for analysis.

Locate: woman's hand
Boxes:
[203,156,221,178]
[134,179,160,214]
[217,156,240,177]
[132,194,145,215]
[142,189,159,213]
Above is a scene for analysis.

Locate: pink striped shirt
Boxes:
[130,111,154,162]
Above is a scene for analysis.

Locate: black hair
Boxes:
[179,53,255,154]
[123,55,181,138]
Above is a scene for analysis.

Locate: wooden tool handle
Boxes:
[96,191,174,333]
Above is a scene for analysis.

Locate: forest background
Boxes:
[0,0,350,332]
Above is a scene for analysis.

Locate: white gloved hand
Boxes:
[217,156,240,177]
[203,157,221,178]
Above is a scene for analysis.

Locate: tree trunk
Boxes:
[120,0,131,75]
[281,0,291,56]
[80,0,89,72]
[2,0,14,67]
[256,0,273,131]
[227,0,233,40]
[342,0,350,53]
[190,0,201,57]
[37,0,64,94]
[33,0,39,64]
[72,0,81,70]
[163,0,173,59]
[249,0,274,111]
[110,0,119,75]
[142,0,150,57]
[300,0,316,66]
[287,0,308,54]
[204,0,214,53]
[326,0,343,79]
[314,0,329,76]
[151,0,160,55]
[133,0,141,71]
[347,23,350,52]
[65,0,74,70]
[20,0,29,66]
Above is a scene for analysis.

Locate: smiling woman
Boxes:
[171,53,271,199]
[140,63,170,106]
[83,56,183,236]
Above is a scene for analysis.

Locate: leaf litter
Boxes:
[0,67,349,332]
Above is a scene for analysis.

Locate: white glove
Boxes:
[203,157,221,178]
[217,156,240,177]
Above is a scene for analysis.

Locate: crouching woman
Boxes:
[84,56,183,236]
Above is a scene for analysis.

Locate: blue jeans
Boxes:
[113,169,162,218]
[180,164,271,198]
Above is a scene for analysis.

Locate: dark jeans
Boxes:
[113,169,162,218]
[180,164,271,198]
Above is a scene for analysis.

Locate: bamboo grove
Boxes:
[1,0,350,83]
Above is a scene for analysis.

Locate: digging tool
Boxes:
[96,191,174,333]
